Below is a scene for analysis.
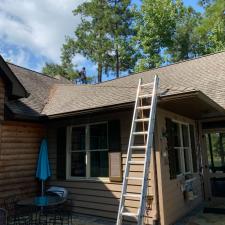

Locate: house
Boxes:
[0,51,225,225]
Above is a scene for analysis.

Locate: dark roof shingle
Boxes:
[6,63,71,118]
[43,51,225,116]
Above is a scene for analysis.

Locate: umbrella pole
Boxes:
[41,181,44,196]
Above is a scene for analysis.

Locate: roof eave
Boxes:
[44,102,134,119]
[159,90,225,119]
[44,90,225,120]
[0,55,29,98]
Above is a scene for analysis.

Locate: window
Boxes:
[206,132,225,172]
[67,122,109,178]
[167,120,195,176]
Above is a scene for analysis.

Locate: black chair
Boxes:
[3,196,35,225]
[55,199,73,225]
[0,208,7,225]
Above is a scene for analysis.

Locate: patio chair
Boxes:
[61,199,73,225]
[3,196,36,225]
[0,208,7,225]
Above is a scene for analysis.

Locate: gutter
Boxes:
[45,102,134,119]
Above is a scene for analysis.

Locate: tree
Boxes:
[42,62,79,81]
[196,0,225,54]
[166,7,202,62]
[107,0,138,77]
[135,0,182,72]
[61,0,137,82]
[61,0,113,83]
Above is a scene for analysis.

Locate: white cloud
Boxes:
[0,0,86,65]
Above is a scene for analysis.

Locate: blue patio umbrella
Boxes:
[36,139,51,196]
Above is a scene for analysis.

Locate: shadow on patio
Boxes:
[72,213,115,225]
[174,204,225,225]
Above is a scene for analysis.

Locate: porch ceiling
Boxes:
[158,91,225,119]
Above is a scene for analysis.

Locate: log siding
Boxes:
[0,77,5,121]
[0,121,46,202]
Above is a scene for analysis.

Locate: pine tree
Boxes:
[61,0,137,82]
[108,0,138,77]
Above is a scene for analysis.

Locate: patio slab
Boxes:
[72,213,115,225]
[175,205,225,225]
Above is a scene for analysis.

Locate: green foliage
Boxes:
[42,63,79,81]
[166,6,202,62]
[71,0,113,82]
[135,0,182,71]
[107,0,139,77]
[43,0,225,79]
[61,0,137,82]
[196,0,225,54]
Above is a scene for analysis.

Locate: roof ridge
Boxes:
[7,61,60,81]
[96,50,225,85]
[49,82,197,92]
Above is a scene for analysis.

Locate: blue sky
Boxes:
[0,0,202,81]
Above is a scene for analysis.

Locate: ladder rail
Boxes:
[116,78,142,225]
[138,75,159,225]
[116,76,159,225]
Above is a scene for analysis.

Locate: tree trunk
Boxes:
[98,63,102,83]
[114,0,120,78]
[116,48,120,78]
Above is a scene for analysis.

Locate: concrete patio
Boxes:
[71,214,115,225]
[175,205,225,225]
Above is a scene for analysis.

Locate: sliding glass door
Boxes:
[205,132,225,198]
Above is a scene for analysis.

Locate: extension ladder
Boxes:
[116,75,159,225]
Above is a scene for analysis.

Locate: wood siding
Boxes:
[0,121,46,203]
[155,108,203,225]
[0,77,5,121]
[47,108,203,225]
[47,110,157,225]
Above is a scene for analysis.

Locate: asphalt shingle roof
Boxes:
[42,51,225,116]
[6,63,70,117]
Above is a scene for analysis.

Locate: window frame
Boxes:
[66,121,109,180]
[172,119,194,177]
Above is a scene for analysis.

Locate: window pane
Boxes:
[211,133,222,168]
[90,123,108,150]
[184,148,191,172]
[190,125,197,172]
[71,126,86,151]
[172,122,181,147]
[206,132,225,172]
[175,148,182,174]
[91,151,109,177]
[182,124,189,147]
[71,152,86,177]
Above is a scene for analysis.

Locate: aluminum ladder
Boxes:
[116,75,159,225]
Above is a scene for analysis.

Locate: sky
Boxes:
[0,0,202,80]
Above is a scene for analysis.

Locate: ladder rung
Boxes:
[128,161,145,164]
[133,131,148,135]
[126,177,143,180]
[123,193,141,198]
[140,82,153,87]
[135,118,149,122]
[131,145,147,149]
[139,94,152,98]
[137,106,151,110]
[122,212,138,217]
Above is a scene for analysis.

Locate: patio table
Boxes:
[16,196,68,224]
[17,196,66,207]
